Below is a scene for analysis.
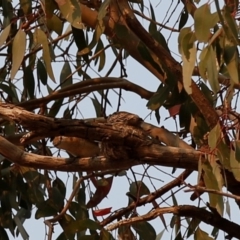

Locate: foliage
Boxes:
[0,0,240,239]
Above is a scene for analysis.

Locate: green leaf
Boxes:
[223,6,239,45]
[0,83,17,99]
[194,4,219,43]
[65,219,101,233]
[156,229,165,240]
[0,24,11,48]
[208,122,221,150]
[171,191,178,206]
[26,188,44,204]
[178,8,188,30]
[0,226,9,240]
[48,98,64,117]
[182,44,196,94]
[129,181,150,197]
[72,26,89,62]
[56,0,82,29]
[226,199,231,219]
[147,84,169,110]
[53,178,66,199]
[235,140,240,161]
[100,229,114,240]
[47,14,63,35]
[132,221,156,240]
[217,139,231,170]
[11,29,26,80]
[37,59,47,85]
[33,29,55,82]
[224,44,239,84]
[91,94,102,117]
[199,46,219,93]
[230,148,240,181]
[199,82,214,106]
[60,62,72,88]
[35,201,58,219]
[23,65,35,99]
[94,39,105,71]
[194,227,214,240]
[13,215,29,240]
[202,159,224,216]
[51,187,64,211]
[149,3,158,38]
[20,0,32,15]
[186,217,201,238]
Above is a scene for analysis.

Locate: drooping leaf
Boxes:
[223,43,239,84]
[33,29,55,82]
[208,122,221,150]
[118,226,135,240]
[72,26,89,62]
[48,98,64,117]
[226,199,231,219]
[235,140,240,161]
[37,59,47,85]
[23,65,35,99]
[11,29,26,80]
[155,229,165,240]
[0,24,11,48]
[91,94,102,117]
[132,221,156,240]
[35,201,58,219]
[230,148,240,181]
[178,8,188,30]
[223,5,239,45]
[129,181,150,198]
[199,46,219,93]
[194,4,219,43]
[178,27,191,54]
[51,187,64,211]
[60,62,72,88]
[53,177,66,199]
[55,0,82,29]
[202,158,224,216]
[182,44,196,94]
[47,14,63,35]
[0,226,9,240]
[194,227,214,240]
[147,84,169,110]
[20,0,32,15]
[94,39,105,71]
[0,83,17,99]
[217,139,231,170]
[13,215,29,240]
[186,217,201,238]
[86,177,113,208]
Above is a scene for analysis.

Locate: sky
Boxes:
[2,0,240,239]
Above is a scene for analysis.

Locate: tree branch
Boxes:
[18,78,153,110]
[106,205,240,239]
[116,0,219,129]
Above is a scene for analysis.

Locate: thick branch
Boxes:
[100,170,192,226]
[106,205,240,239]
[116,0,219,129]
[0,135,200,172]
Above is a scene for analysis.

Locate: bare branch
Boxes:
[18,78,153,110]
[106,205,240,239]
[185,185,240,201]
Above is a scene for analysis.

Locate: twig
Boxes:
[185,185,240,201]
